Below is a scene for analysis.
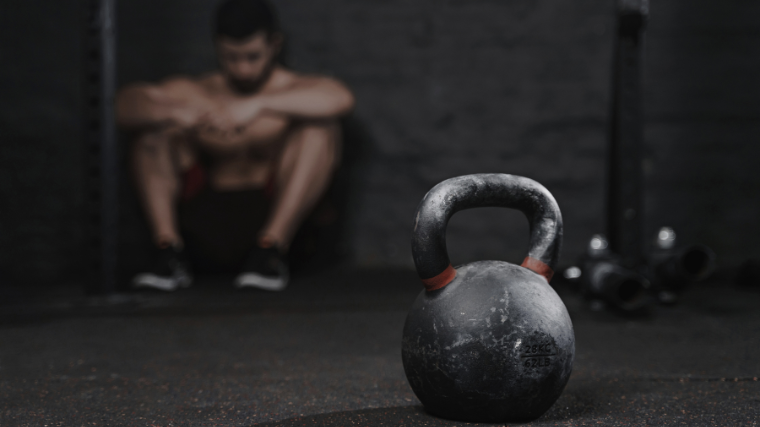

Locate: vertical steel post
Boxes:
[607,0,648,268]
[84,0,118,294]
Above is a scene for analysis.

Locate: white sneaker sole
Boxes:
[133,273,192,292]
[234,272,288,291]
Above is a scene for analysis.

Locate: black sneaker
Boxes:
[234,246,289,291]
[132,245,193,291]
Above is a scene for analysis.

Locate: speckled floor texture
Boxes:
[1,269,758,426]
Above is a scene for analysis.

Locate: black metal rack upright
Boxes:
[607,0,649,269]
[83,0,118,294]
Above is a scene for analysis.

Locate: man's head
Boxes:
[214,0,282,93]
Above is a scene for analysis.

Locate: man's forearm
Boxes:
[116,85,182,130]
[239,77,354,122]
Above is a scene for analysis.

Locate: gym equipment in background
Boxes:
[83,0,119,294]
[578,234,652,313]
[576,0,715,311]
[646,227,715,304]
[402,174,574,423]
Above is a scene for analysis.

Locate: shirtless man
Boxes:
[116,0,354,291]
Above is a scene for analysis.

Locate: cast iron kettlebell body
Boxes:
[402,174,574,423]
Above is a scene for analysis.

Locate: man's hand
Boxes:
[191,120,248,152]
[190,101,251,151]
[166,101,211,130]
[197,97,266,131]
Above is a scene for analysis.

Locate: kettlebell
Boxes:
[402,174,574,423]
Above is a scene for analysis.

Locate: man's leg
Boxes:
[131,129,188,247]
[234,120,340,291]
[131,129,194,290]
[260,120,341,250]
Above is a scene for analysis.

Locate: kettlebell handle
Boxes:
[412,174,563,291]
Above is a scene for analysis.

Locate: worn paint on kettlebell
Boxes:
[402,174,575,423]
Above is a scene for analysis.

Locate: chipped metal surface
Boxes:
[405,175,573,422]
[402,262,575,422]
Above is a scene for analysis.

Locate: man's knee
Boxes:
[276,120,343,182]
[131,129,195,170]
[132,129,173,155]
[292,120,341,162]
[293,120,340,143]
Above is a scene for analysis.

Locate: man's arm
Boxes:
[116,79,206,131]
[229,75,355,125]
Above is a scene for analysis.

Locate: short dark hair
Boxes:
[214,0,280,40]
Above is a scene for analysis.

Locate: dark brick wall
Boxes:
[304,0,616,268]
[0,2,85,284]
[642,1,760,267]
[1,0,758,285]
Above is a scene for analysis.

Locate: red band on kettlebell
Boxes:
[521,257,554,282]
[421,264,457,291]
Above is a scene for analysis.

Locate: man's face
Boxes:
[216,31,281,94]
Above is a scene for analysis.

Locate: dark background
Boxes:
[0,0,758,286]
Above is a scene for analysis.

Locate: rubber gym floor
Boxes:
[1,269,758,426]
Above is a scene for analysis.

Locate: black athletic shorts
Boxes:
[177,165,273,274]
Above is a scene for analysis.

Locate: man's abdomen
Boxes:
[201,115,290,190]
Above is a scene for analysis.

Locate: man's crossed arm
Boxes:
[116,78,208,131]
